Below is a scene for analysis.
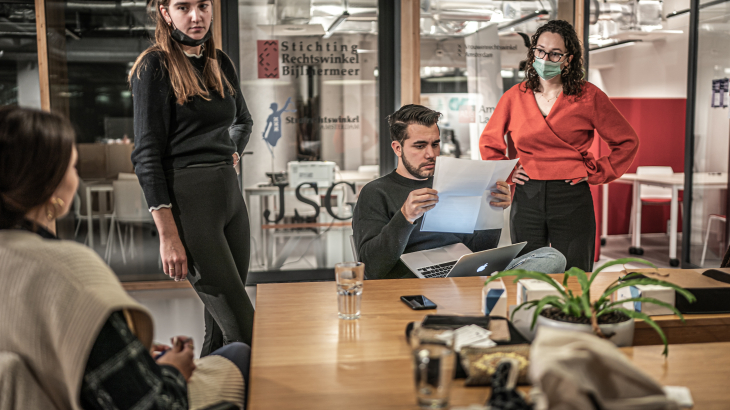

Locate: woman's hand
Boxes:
[512,164,530,185]
[151,343,170,360]
[232,153,240,175]
[156,337,196,381]
[565,177,588,185]
[150,208,188,281]
[489,181,512,209]
[160,234,188,281]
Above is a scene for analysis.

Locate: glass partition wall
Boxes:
[419,1,558,160]
[683,0,730,267]
[41,0,163,281]
[239,0,379,281]
[0,1,40,108]
[8,0,579,281]
[9,0,381,282]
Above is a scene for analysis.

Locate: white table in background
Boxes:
[85,182,114,248]
[601,172,727,266]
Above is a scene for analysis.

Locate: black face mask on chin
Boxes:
[161,7,212,47]
[170,23,211,47]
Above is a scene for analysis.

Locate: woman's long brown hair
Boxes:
[128,0,234,105]
[522,20,585,97]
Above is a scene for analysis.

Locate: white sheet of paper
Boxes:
[452,325,496,352]
[663,386,693,408]
[432,156,496,196]
[421,195,483,233]
[475,158,519,230]
[421,157,497,233]
[421,157,518,233]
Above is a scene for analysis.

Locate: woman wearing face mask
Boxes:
[129,0,254,354]
[479,20,638,271]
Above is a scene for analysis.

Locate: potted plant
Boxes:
[485,258,696,356]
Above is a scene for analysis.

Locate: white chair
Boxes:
[104,179,155,265]
[117,172,138,180]
[73,179,113,245]
[701,214,727,266]
[629,166,678,243]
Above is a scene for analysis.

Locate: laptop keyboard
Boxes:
[417,261,457,278]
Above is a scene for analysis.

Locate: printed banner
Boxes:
[464,25,503,159]
[257,40,280,79]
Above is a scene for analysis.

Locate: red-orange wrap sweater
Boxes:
[479,82,639,185]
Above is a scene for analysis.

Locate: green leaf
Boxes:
[510,300,539,321]
[564,298,583,317]
[589,258,657,286]
[598,297,686,321]
[485,269,568,298]
[594,272,647,309]
[602,307,670,356]
[602,278,696,305]
[564,267,593,317]
[529,295,565,330]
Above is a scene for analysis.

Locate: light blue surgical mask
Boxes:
[533,57,563,80]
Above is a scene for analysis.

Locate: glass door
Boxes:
[684,0,730,267]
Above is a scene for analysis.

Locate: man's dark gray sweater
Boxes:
[352,171,501,279]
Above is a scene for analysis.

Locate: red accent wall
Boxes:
[603,98,686,235]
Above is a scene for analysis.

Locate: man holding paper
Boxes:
[352,105,566,279]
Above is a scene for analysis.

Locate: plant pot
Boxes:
[534,315,635,347]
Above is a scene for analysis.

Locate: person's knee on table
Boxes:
[504,247,566,274]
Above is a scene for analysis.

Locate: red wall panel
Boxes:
[604,98,686,235]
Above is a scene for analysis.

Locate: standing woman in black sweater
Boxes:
[129,0,254,354]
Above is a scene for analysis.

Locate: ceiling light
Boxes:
[667,0,726,18]
[589,40,641,54]
[498,10,549,33]
[323,11,350,38]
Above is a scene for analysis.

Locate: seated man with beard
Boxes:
[352,104,566,279]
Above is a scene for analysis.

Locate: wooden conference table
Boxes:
[248,274,730,409]
[601,172,728,266]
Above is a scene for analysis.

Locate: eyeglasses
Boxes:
[532,48,567,63]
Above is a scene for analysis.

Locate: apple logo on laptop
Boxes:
[476,262,489,272]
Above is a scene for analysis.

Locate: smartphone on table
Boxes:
[401,295,438,310]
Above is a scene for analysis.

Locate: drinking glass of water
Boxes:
[410,326,456,409]
[335,262,364,320]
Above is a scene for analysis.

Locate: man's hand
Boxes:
[490,181,511,209]
[401,188,439,223]
[156,337,196,381]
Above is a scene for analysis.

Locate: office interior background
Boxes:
[2,0,729,286]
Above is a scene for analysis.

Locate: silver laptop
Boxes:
[401,242,527,278]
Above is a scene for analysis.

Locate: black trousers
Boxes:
[510,180,595,272]
[166,164,254,355]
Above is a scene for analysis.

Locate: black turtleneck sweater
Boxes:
[131,50,253,209]
[352,171,501,279]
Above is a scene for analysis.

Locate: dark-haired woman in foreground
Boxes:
[0,106,248,409]
[480,20,639,271]
[129,0,254,354]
